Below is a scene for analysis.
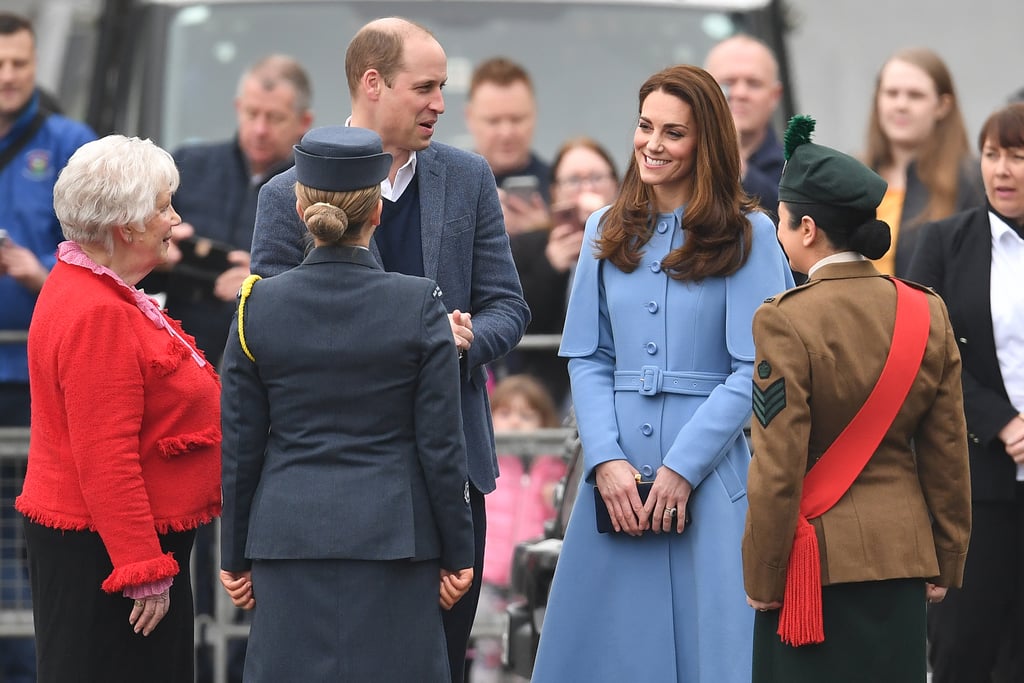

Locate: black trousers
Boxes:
[442,485,486,683]
[24,521,197,683]
[928,490,1024,683]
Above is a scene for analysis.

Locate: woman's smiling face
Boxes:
[633,88,698,210]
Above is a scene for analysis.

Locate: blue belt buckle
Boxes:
[639,365,661,396]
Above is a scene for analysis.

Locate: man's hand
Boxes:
[214,251,252,301]
[449,310,473,356]
[440,567,474,610]
[0,237,48,293]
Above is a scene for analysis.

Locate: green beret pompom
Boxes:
[778,114,887,213]
[783,115,816,161]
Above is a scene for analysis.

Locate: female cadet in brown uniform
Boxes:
[742,116,972,683]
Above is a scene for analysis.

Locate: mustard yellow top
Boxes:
[872,188,905,276]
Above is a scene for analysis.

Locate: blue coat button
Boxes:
[649,260,661,273]
[657,221,668,233]
[645,342,658,354]
[641,464,654,477]
[640,423,653,436]
[645,301,658,313]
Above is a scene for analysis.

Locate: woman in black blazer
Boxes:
[908,102,1024,683]
[219,127,475,682]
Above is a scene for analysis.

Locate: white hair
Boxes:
[53,135,179,252]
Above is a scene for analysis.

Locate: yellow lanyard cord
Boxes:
[237,274,262,362]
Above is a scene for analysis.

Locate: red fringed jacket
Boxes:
[16,253,222,593]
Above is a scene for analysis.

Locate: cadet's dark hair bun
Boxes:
[848,219,892,260]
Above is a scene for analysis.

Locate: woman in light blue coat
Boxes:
[532,65,794,682]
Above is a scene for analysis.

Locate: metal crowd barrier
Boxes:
[0,424,578,679]
[0,330,571,681]
[0,427,33,638]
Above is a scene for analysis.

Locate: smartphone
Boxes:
[551,202,584,232]
[501,175,540,202]
[175,235,234,281]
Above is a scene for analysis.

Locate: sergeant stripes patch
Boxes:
[753,377,786,428]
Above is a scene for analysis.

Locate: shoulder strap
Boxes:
[236,274,262,362]
[777,277,931,647]
[0,111,48,174]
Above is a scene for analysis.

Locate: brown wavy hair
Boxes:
[864,48,971,225]
[595,65,756,281]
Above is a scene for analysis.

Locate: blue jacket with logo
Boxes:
[0,92,95,383]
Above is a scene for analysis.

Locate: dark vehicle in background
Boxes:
[39,0,792,174]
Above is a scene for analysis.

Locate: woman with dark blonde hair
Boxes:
[530,65,793,683]
[863,47,983,275]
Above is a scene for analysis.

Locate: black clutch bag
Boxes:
[594,481,692,534]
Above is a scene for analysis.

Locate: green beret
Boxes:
[778,115,887,213]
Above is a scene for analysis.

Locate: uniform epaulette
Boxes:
[759,278,820,306]
[237,274,262,362]
[889,276,938,297]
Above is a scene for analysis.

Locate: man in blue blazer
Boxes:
[249,17,529,682]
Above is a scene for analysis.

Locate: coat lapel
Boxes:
[953,210,997,360]
[416,145,444,281]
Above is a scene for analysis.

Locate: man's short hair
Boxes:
[0,12,34,38]
[469,57,534,99]
[345,18,434,96]
[237,54,313,114]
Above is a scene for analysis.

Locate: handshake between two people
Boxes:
[219,566,475,611]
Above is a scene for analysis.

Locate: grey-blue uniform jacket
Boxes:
[220,245,474,572]
[250,141,530,493]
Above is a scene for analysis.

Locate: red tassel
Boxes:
[777,516,825,647]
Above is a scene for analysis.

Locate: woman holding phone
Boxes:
[508,137,621,408]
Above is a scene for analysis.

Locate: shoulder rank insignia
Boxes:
[752,377,786,428]
[433,285,443,299]
[757,361,772,379]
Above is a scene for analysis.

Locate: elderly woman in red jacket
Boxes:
[15,135,221,683]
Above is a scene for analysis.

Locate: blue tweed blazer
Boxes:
[250,141,530,492]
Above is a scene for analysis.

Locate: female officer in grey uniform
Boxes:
[219,126,475,682]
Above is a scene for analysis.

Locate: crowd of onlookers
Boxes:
[3,5,1024,682]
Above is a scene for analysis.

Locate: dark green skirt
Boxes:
[753,578,926,683]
